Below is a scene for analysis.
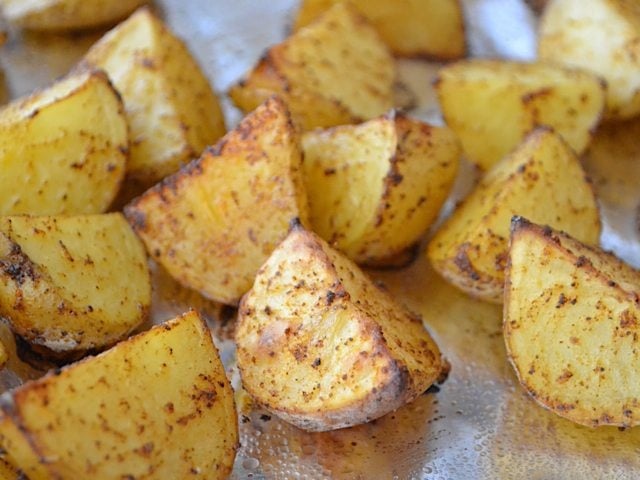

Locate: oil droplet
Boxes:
[242,457,260,470]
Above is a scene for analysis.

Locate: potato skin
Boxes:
[236,224,443,431]
[505,218,640,427]
[0,311,238,479]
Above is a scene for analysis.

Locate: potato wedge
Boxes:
[0,456,19,480]
[81,8,226,187]
[0,0,147,31]
[293,0,466,59]
[0,213,150,353]
[236,223,443,432]
[436,59,605,170]
[0,69,127,215]
[302,111,459,265]
[427,128,601,303]
[229,2,395,131]
[0,310,239,478]
[125,96,308,306]
[539,0,640,119]
[505,217,640,427]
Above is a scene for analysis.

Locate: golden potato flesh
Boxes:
[125,96,309,306]
[0,213,150,353]
[0,311,239,479]
[0,0,147,31]
[0,456,19,480]
[505,217,640,427]
[82,8,226,187]
[293,0,466,59]
[302,112,459,266]
[236,224,443,432]
[539,0,640,119]
[0,69,127,215]
[427,128,601,303]
[229,2,395,131]
[436,59,605,170]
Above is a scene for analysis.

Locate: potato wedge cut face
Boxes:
[294,0,466,59]
[0,0,148,31]
[427,128,600,303]
[83,8,226,186]
[505,218,640,427]
[539,0,640,119]
[0,213,150,352]
[302,113,459,265]
[236,226,442,432]
[0,69,127,215]
[0,311,238,479]
[436,59,605,170]
[126,96,308,306]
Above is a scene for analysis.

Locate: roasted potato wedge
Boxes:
[81,8,226,187]
[505,217,640,427]
[427,128,601,303]
[0,69,127,216]
[236,223,443,432]
[539,0,640,119]
[0,0,147,31]
[0,456,19,480]
[0,310,239,478]
[0,213,150,353]
[302,111,459,266]
[126,96,308,306]
[436,59,605,170]
[293,0,466,59]
[229,2,395,130]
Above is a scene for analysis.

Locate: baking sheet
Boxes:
[2,1,640,478]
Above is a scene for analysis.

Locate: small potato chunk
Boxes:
[0,213,150,353]
[539,0,640,119]
[236,224,444,432]
[81,8,226,187]
[0,0,147,31]
[436,59,605,170]
[293,0,466,59]
[302,112,459,266]
[229,2,395,131]
[505,218,640,427]
[427,128,600,303]
[125,96,308,306]
[0,311,239,479]
[0,69,127,215]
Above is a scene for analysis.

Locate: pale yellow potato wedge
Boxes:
[0,69,127,215]
[302,112,459,266]
[505,218,640,427]
[236,224,443,432]
[0,213,150,353]
[427,128,601,303]
[0,0,147,31]
[0,456,19,480]
[539,0,640,119]
[125,96,308,306]
[436,59,605,170]
[0,310,239,478]
[294,0,465,59]
[229,2,395,131]
[82,8,226,187]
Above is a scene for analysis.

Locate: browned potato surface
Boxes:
[0,69,127,216]
[294,0,466,59]
[0,213,150,353]
[302,111,459,266]
[539,0,640,119]
[436,59,605,170]
[82,7,226,187]
[427,128,601,303]
[126,96,308,306]
[0,310,238,479]
[229,2,395,130]
[236,223,443,432]
[505,218,640,427]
